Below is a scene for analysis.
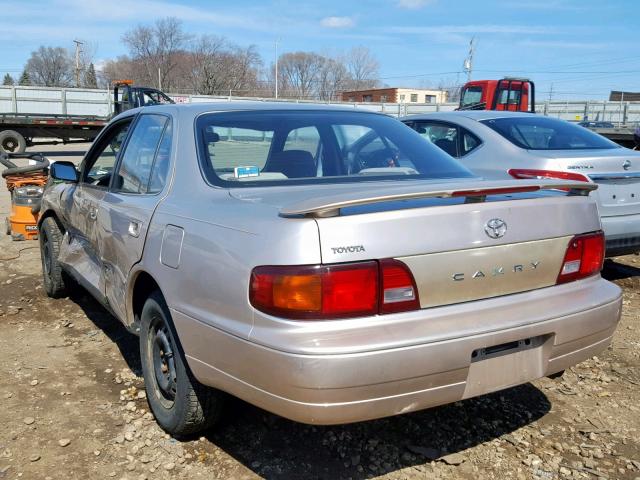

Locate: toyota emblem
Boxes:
[485,218,507,239]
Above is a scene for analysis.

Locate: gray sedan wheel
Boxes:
[39,217,68,298]
[140,290,223,436]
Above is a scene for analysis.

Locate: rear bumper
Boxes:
[173,277,621,425]
[601,213,640,256]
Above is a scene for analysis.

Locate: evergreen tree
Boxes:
[84,63,98,88]
[2,73,14,85]
[18,70,30,86]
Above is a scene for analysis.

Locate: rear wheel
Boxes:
[39,217,68,298]
[0,130,26,154]
[140,291,223,436]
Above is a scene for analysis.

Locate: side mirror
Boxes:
[50,161,78,183]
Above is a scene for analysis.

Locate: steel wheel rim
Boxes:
[2,138,18,153]
[150,317,177,405]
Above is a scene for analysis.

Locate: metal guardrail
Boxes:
[1,85,639,125]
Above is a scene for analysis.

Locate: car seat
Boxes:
[264,150,316,178]
[434,138,457,157]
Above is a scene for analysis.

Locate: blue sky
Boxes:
[0,0,636,100]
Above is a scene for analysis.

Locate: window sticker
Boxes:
[234,166,260,178]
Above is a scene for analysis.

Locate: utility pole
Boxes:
[73,39,83,88]
[274,38,279,99]
[463,37,475,82]
[158,67,162,90]
[548,82,554,102]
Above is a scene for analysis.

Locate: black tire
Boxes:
[140,291,223,436]
[0,130,26,154]
[39,217,68,298]
[547,370,565,380]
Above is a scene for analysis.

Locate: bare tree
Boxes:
[277,52,325,99]
[122,17,189,90]
[345,46,380,90]
[316,57,350,100]
[25,46,74,87]
[188,35,227,94]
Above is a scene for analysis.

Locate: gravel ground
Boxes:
[0,144,638,480]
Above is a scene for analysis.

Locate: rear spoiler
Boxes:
[279,179,597,218]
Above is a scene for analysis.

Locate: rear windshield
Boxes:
[480,116,619,150]
[196,110,473,187]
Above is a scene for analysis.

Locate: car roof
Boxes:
[137,101,376,116]
[402,110,540,122]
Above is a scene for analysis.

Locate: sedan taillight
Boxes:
[556,231,605,284]
[508,168,590,183]
[250,260,420,319]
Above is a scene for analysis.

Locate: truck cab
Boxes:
[112,80,174,117]
[459,78,535,113]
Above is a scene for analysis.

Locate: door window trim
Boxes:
[79,115,137,190]
[108,112,173,196]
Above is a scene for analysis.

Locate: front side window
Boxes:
[113,114,169,194]
[197,110,473,187]
[82,120,132,187]
[481,116,619,150]
[461,86,483,107]
[148,121,172,194]
[141,89,173,106]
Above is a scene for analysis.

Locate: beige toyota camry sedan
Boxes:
[38,102,621,436]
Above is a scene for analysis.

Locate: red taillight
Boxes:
[508,168,590,183]
[556,231,605,284]
[250,260,420,319]
[379,259,420,314]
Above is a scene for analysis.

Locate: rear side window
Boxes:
[413,122,459,157]
[113,114,169,194]
[481,116,618,150]
[196,110,473,187]
[462,130,480,155]
[410,121,481,158]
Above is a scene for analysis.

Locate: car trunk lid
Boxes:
[232,179,600,308]
[526,148,640,217]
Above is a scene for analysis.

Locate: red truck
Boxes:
[458,77,535,113]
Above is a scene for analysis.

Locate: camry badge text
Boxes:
[452,261,540,281]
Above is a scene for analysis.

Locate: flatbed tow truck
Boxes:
[0,81,173,154]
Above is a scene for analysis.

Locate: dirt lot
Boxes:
[0,144,639,480]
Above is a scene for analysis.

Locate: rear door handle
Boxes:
[128,221,142,238]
